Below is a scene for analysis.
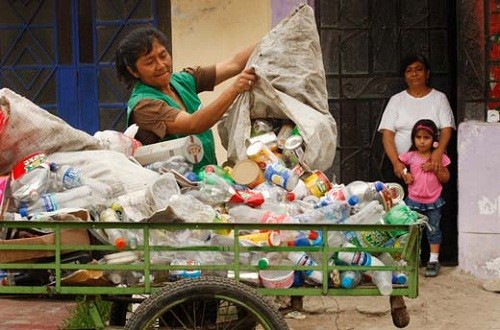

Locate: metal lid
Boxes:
[284,135,303,150]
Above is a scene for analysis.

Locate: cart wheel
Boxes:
[124,276,289,330]
[390,296,410,328]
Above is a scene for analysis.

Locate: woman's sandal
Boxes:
[390,296,410,328]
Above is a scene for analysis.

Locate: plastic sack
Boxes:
[94,124,142,157]
[218,4,337,171]
[0,88,102,175]
[383,204,419,237]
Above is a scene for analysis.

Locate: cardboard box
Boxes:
[0,208,91,263]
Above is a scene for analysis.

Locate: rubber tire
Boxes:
[124,276,289,330]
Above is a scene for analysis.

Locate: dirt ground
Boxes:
[284,266,500,330]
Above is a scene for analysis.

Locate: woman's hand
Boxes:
[232,67,257,94]
[393,161,407,179]
[430,149,444,173]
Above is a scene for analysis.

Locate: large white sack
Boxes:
[48,150,159,202]
[218,4,337,171]
[0,88,102,175]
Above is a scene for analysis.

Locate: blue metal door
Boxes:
[0,0,170,134]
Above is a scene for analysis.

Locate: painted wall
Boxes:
[458,122,500,278]
[170,0,310,163]
[171,0,271,163]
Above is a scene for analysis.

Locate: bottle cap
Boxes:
[341,276,354,288]
[308,230,319,240]
[347,195,359,206]
[114,237,127,250]
[285,192,296,202]
[258,258,270,270]
[374,181,386,192]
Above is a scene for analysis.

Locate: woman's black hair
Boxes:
[115,26,170,89]
[400,53,431,76]
[409,119,439,151]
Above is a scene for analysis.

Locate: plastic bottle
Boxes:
[147,172,180,210]
[101,208,127,249]
[365,256,393,296]
[227,204,296,224]
[342,180,385,209]
[336,243,393,295]
[257,252,283,270]
[196,172,241,206]
[378,252,408,285]
[340,270,362,289]
[49,163,83,191]
[21,185,95,216]
[293,199,351,224]
[287,251,322,284]
[287,230,323,247]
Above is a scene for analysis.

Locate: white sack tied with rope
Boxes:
[218,4,337,171]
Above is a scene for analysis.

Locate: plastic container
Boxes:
[340,270,362,289]
[287,251,322,284]
[259,267,294,289]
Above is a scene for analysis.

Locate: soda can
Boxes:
[303,170,332,197]
[246,141,279,170]
[264,162,299,191]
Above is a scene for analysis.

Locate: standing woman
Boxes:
[378,54,455,182]
[115,26,257,171]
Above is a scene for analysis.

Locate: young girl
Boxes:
[399,119,450,277]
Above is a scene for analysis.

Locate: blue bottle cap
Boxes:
[347,195,359,206]
[341,276,354,288]
[374,181,385,192]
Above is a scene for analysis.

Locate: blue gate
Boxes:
[0,0,170,134]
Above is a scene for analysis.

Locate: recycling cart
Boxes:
[0,218,422,329]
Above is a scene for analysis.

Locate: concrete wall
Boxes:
[458,122,500,279]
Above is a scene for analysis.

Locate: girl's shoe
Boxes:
[425,262,440,277]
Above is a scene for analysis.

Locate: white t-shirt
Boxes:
[378,89,456,154]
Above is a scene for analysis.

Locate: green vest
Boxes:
[127,72,216,172]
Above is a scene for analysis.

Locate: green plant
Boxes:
[60,296,111,329]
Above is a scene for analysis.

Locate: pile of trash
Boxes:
[0,90,423,294]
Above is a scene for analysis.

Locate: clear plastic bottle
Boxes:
[227,204,296,224]
[340,270,362,289]
[293,199,350,224]
[365,256,393,296]
[22,185,95,216]
[342,180,386,209]
[287,251,322,284]
[49,163,83,191]
[378,252,408,285]
[337,243,393,295]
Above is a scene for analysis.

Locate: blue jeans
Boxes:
[404,197,444,245]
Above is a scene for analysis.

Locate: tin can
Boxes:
[248,131,279,152]
[230,159,265,188]
[304,170,332,197]
[283,135,305,167]
[264,162,299,191]
[246,141,279,170]
[276,122,295,149]
[251,119,274,137]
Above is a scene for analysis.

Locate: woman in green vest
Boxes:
[115,26,256,171]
